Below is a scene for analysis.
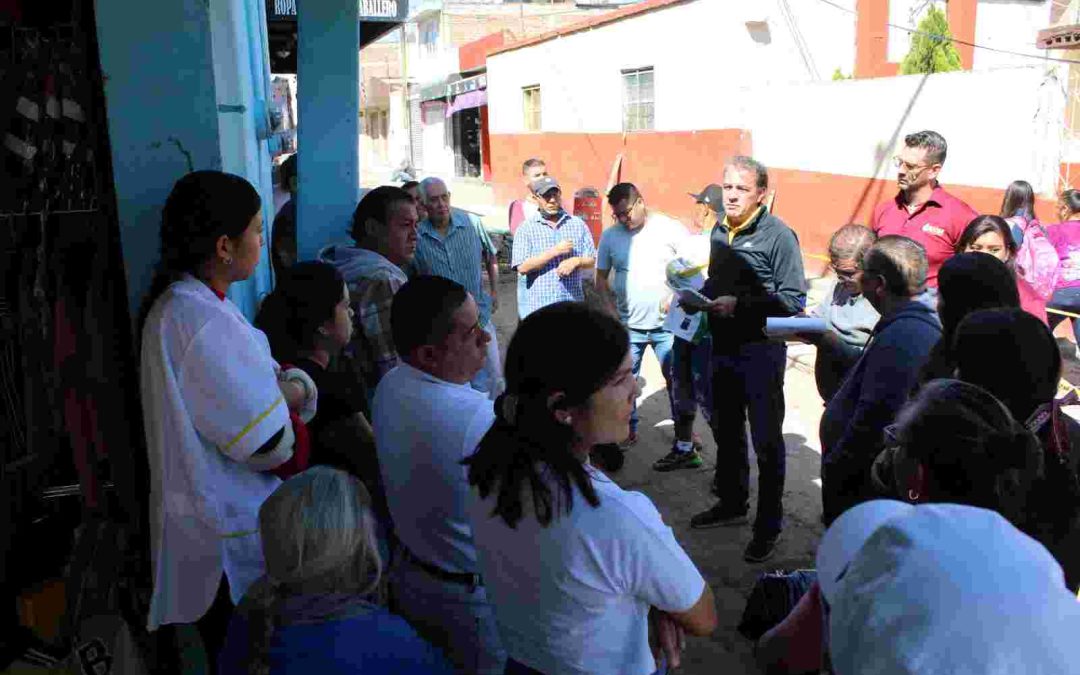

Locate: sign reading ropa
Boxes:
[268,0,406,22]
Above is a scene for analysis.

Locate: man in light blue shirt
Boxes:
[511,177,597,318]
[414,177,503,398]
[595,183,689,447]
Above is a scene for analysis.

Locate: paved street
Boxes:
[488,271,827,674]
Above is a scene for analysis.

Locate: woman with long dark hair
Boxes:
[999,179,1038,245]
[464,302,717,675]
[952,308,1080,590]
[254,262,388,527]
[955,215,1047,324]
[140,171,314,670]
[916,252,1020,384]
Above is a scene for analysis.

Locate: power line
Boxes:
[812,0,1080,66]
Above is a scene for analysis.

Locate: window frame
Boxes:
[522,84,542,133]
[621,67,654,133]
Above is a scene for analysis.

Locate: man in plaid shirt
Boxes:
[512,177,596,318]
[320,186,419,396]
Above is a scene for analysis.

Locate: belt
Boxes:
[398,543,483,592]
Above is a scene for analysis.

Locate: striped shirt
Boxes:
[511,210,597,318]
[413,209,494,325]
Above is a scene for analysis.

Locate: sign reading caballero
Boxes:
[267,0,406,22]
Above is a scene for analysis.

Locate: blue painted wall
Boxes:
[210,0,277,318]
[296,0,361,261]
[96,0,276,321]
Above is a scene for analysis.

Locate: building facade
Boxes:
[360,0,632,185]
[486,0,1080,264]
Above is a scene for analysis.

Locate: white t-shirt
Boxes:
[675,230,712,280]
[141,276,290,630]
[597,213,689,330]
[467,465,705,675]
[373,363,496,573]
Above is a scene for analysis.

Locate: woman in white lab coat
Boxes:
[138,171,312,672]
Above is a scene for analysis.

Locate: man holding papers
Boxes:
[689,157,807,565]
[654,185,723,472]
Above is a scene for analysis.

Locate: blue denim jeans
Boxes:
[709,341,788,537]
[629,327,676,434]
[1048,287,1080,344]
[389,555,506,674]
[671,335,713,439]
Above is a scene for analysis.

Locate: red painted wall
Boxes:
[856,0,977,78]
[491,129,1058,276]
[490,128,751,222]
[460,31,507,73]
[855,0,896,79]
[480,105,493,182]
[1062,163,1080,191]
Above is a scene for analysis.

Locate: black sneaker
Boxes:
[690,503,749,529]
[744,533,781,563]
[652,448,704,472]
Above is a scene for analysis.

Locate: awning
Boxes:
[420,79,450,102]
[448,73,487,97]
[446,89,487,117]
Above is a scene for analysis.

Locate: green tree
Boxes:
[900,5,963,75]
[832,68,850,81]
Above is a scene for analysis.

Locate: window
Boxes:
[621,67,654,132]
[420,17,439,55]
[523,85,541,132]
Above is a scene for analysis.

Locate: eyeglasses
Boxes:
[892,157,932,174]
[831,265,860,281]
[612,199,641,222]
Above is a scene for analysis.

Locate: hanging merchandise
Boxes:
[1,1,148,669]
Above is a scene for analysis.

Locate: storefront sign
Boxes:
[447,73,487,98]
[268,0,406,22]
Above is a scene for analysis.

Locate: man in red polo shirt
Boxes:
[871,130,977,290]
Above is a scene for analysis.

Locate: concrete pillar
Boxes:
[96,0,276,320]
[296,0,361,262]
[96,0,223,314]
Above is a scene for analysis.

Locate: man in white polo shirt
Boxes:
[373,275,504,674]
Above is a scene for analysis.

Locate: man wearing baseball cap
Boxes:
[653,185,723,472]
[511,176,597,318]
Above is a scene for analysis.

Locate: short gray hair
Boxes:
[259,465,382,595]
[862,235,928,297]
[724,156,768,190]
[418,176,447,202]
[829,224,877,263]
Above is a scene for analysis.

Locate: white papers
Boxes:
[663,303,703,342]
[765,317,828,338]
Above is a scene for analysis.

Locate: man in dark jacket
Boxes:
[689,156,807,564]
[820,235,941,525]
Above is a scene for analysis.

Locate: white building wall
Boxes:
[487,0,1069,195]
[487,0,857,136]
[420,101,456,177]
[972,0,1054,71]
[749,65,1067,192]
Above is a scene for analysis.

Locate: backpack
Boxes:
[1012,217,1061,300]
